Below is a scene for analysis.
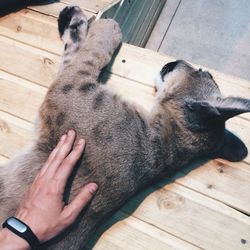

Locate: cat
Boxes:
[0,6,249,249]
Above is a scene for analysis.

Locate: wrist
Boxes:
[0,228,30,250]
[2,217,41,249]
[15,213,45,243]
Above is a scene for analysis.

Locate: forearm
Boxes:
[0,228,30,250]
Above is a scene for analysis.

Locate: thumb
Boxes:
[62,183,98,224]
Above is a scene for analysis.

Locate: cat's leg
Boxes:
[37,7,122,152]
[56,6,122,84]
[57,6,89,74]
[77,18,123,80]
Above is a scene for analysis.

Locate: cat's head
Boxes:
[155,60,250,162]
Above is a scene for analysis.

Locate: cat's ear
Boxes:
[187,96,250,121]
[215,130,248,162]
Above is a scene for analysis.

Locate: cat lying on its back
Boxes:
[0,6,250,250]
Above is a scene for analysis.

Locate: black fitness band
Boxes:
[2,217,40,249]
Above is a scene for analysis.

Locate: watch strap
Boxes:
[2,217,40,250]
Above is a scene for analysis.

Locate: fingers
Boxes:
[62,183,98,224]
[39,134,67,176]
[46,134,67,166]
[38,129,86,193]
[56,138,85,189]
[46,130,77,176]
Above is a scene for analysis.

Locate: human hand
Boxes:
[14,130,97,243]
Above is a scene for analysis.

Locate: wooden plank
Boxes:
[122,183,250,250]
[0,111,33,158]
[0,70,46,122]
[216,159,250,174]
[88,211,198,250]
[173,159,250,215]
[113,44,250,97]
[28,2,67,17]
[112,44,250,91]
[0,35,59,87]
[29,2,95,19]
[60,0,117,14]
[0,9,62,54]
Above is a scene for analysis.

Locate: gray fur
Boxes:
[0,6,250,250]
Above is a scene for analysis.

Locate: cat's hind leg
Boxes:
[58,6,89,73]
[58,6,122,82]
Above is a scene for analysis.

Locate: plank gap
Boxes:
[0,68,52,90]
[27,7,61,18]
[0,33,62,57]
[0,109,34,125]
[173,181,250,216]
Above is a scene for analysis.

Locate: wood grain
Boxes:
[175,159,250,215]
[60,0,116,14]
[28,2,95,18]
[0,70,46,122]
[88,211,199,250]
[0,111,33,158]
[0,35,59,87]
[123,183,250,250]
[0,10,62,54]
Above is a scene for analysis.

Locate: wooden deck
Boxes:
[0,1,250,249]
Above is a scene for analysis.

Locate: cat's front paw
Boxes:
[58,6,88,42]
